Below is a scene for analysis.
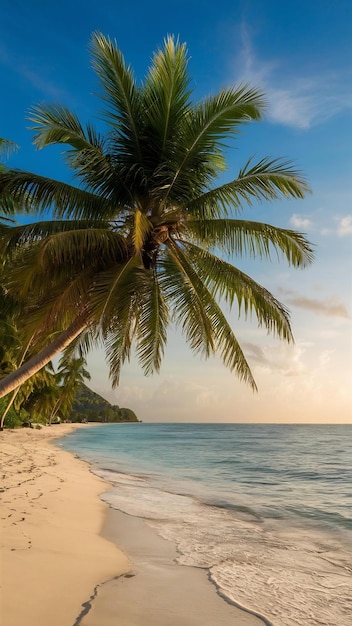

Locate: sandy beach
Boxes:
[1,424,265,626]
[0,424,130,626]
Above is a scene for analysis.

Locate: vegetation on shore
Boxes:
[0,380,138,428]
[70,383,138,423]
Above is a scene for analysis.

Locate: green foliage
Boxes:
[70,383,138,422]
[0,35,314,398]
[0,396,21,428]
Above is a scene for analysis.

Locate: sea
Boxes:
[59,423,352,626]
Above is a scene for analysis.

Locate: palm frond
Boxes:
[0,170,114,219]
[0,195,18,218]
[0,219,112,253]
[135,269,169,375]
[57,328,102,362]
[185,218,314,267]
[35,228,127,270]
[186,157,311,218]
[3,229,128,321]
[28,104,103,151]
[143,36,191,161]
[27,105,128,197]
[182,241,293,341]
[104,319,134,388]
[160,242,215,357]
[162,241,257,388]
[239,156,311,198]
[90,32,142,162]
[162,85,265,204]
[89,256,142,327]
[94,261,146,386]
[7,261,94,335]
[133,209,152,254]
[0,138,19,160]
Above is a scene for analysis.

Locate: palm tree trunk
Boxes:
[49,396,62,425]
[0,388,19,430]
[0,333,34,430]
[0,312,89,400]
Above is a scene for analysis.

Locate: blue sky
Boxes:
[1,0,351,422]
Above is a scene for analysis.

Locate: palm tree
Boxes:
[49,355,91,423]
[0,286,27,429]
[0,280,48,428]
[14,366,59,425]
[0,33,313,399]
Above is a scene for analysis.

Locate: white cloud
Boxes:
[244,342,308,377]
[319,215,352,237]
[290,214,312,229]
[235,23,352,129]
[336,215,352,237]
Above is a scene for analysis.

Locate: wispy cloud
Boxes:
[151,378,221,411]
[288,297,350,318]
[289,211,352,238]
[235,24,352,129]
[318,214,352,237]
[244,342,308,377]
[0,43,65,100]
[290,214,312,230]
[279,288,350,318]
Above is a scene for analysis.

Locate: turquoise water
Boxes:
[61,423,351,532]
[60,423,352,626]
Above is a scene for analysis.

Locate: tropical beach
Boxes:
[1,424,265,626]
[0,2,351,625]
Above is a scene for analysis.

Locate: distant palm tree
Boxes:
[0,287,27,429]
[49,355,91,423]
[0,33,313,399]
[0,282,46,428]
[18,369,59,424]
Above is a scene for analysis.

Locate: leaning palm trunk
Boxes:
[0,312,89,399]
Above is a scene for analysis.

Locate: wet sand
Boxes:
[80,508,267,626]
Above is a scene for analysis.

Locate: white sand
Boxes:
[0,424,130,626]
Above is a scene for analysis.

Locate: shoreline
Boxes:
[84,506,268,626]
[1,423,265,626]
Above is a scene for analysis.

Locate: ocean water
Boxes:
[60,423,352,626]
